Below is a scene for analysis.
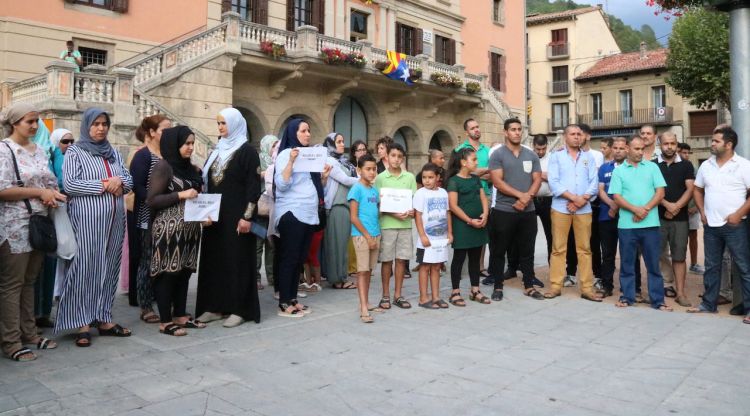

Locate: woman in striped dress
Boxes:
[55,108,134,347]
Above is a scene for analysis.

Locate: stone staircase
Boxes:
[1,12,518,163]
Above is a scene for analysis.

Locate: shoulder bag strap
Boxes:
[2,141,34,215]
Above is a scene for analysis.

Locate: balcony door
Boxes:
[286,0,324,32]
[222,0,268,24]
[552,103,569,131]
[619,89,633,124]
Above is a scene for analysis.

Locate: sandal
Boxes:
[308,283,323,292]
[581,292,603,302]
[368,306,386,313]
[332,281,357,289]
[687,304,717,314]
[177,319,206,329]
[449,292,466,307]
[615,300,632,308]
[743,315,750,324]
[9,348,36,362]
[418,300,439,309]
[278,303,304,318]
[75,332,91,347]
[469,290,491,304]
[657,304,674,312]
[360,314,374,323]
[525,288,545,300]
[393,297,412,309]
[30,337,58,350]
[544,291,561,299]
[378,297,392,310]
[291,299,312,315]
[140,310,160,324]
[298,282,312,292]
[98,324,132,337]
[160,323,187,337]
[434,299,449,309]
[664,286,677,298]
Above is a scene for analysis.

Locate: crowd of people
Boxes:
[1,101,749,363]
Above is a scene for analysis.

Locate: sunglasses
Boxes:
[60,139,74,144]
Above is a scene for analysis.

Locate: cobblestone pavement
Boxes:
[1,230,748,416]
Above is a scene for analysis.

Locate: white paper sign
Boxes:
[379,188,413,213]
[184,194,221,222]
[293,147,327,172]
[423,239,449,263]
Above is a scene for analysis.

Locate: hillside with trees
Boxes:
[527,0,662,52]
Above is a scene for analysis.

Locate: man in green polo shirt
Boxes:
[455,118,491,196]
[609,136,672,311]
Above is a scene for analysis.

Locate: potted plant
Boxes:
[320,48,347,65]
[373,60,389,71]
[431,72,463,89]
[346,52,367,68]
[409,67,423,80]
[466,81,481,94]
[260,40,286,59]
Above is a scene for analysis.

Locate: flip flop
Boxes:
[418,300,439,309]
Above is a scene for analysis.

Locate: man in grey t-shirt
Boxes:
[488,118,542,301]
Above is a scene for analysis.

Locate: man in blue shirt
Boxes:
[545,125,601,301]
[609,136,672,311]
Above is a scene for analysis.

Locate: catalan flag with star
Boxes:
[382,50,414,86]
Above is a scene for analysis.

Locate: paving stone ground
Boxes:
[1,228,748,416]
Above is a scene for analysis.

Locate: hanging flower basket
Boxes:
[260,40,286,59]
[466,81,481,94]
[409,67,423,81]
[373,60,389,71]
[347,52,367,68]
[430,72,463,89]
[321,48,367,68]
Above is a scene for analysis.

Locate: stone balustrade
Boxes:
[74,72,115,104]
[8,74,47,105]
[239,20,298,51]
[315,34,363,54]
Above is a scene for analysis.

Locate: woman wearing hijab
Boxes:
[0,103,65,362]
[322,133,358,289]
[55,108,134,347]
[256,134,278,291]
[49,128,74,306]
[273,119,323,318]
[146,126,205,336]
[196,108,261,328]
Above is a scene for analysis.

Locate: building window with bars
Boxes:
[79,47,107,68]
[293,0,313,29]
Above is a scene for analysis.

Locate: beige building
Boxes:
[574,46,684,148]
[526,6,620,136]
[1,0,522,171]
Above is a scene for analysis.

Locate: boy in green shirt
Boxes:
[374,143,417,309]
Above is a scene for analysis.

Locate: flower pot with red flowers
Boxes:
[260,40,286,59]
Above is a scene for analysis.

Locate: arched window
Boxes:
[393,128,408,151]
[333,97,368,148]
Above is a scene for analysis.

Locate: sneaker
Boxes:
[481,276,495,286]
[689,264,705,274]
[222,314,245,328]
[563,275,577,287]
[593,278,603,292]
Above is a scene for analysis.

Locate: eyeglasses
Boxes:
[60,139,74,145]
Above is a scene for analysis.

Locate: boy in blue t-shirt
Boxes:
[347,154,381,323]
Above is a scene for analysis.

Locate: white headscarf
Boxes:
[50,128,73,148]
[202,107,248,185]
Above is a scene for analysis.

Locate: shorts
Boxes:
[378,228,413,262]
[688,212,701,231]
[353,235,381,272]
[660,220,689,262]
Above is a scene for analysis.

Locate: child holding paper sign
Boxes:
[414,164,452,309]
[347,155,381,323]
[447,147,490,306]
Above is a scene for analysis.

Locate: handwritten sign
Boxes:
[293,147,327,172]
[379,188,413,213]
[184,194,221,222]
[423,239,449,263]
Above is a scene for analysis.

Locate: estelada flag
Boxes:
[382,50,414,86]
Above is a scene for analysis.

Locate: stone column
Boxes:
[358,40,373,64]
[112,67,137,128]
[45,60,77,112]
[296,25,320,59]
[386,8,396,51]
[0,79,17,108]
[378,6,388,49]
[223,11,242,57]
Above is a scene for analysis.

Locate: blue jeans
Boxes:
[618,227,665,308]
[702,221,750,313]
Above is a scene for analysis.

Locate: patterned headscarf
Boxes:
[324,132,356,177]
[259,134,279,171]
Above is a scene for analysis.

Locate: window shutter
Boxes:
[395,22,403,53]
[286,0,295,31]
[221,0,232,13]
[448,38,456,66]
[312,0,325,33]
[255,0,268,25]
[110,0,128,12]
[63,0,76,3]
[499,54,507,92]
[414,28,423,56]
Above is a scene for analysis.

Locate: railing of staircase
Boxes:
[239,20,298,50]
[8,74,47,105]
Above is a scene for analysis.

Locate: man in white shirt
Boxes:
[689,126,750,320]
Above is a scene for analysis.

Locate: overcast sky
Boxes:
[575,0,675,44]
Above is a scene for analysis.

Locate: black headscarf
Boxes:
[160,126,202,189]
[277,118,323,201]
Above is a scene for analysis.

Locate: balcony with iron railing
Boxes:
[547,80,570,96]
[547,42,569,60]
[577,107,674,128]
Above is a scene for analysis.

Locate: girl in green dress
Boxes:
[447,147,490,306]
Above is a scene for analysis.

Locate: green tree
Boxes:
[666,8,730,109]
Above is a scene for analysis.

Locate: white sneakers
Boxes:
[222,314,245,328]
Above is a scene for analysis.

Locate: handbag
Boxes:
[257,191,271,217]
[51,202,77,259]
[3,142,58,253]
